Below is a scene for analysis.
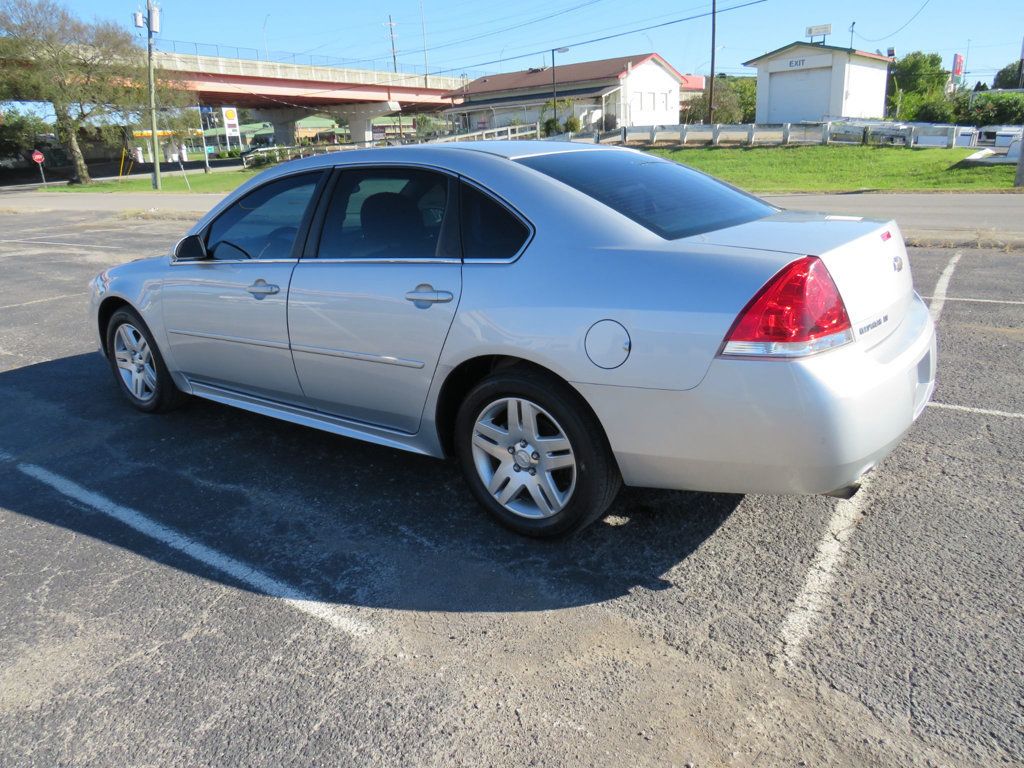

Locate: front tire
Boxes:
[455,368,621,537]
[105,307,186,413]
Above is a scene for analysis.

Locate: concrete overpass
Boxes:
[155,52,465,143]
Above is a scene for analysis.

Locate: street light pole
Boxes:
[135,0,162,190]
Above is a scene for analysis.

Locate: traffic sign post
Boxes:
[31,150,46,187]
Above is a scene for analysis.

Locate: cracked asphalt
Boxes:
[0,209,1021,766]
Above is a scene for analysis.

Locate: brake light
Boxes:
[722,256,854,357]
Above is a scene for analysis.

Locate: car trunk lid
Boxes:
[690,211,915,347]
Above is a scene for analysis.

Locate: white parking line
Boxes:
[920,296,1024,306]
[776,477,871,671]
[928,402,1024,419]
[11,459,372,639]
[0,292,86,311]
[776,251,967,672]
[0,238,123,250]
[928,252,962,324]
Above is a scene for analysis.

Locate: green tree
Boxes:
[888,51,949,118]
[0,0,152,182]
[682,76,744,124]
[0,107,49,156]
[726,76,757,123]
[993,60,1024,90]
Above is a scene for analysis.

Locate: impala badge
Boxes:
[892,255,904,272]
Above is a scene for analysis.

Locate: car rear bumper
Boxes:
[575,293,936,495]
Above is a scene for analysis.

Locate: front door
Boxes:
[287,166,462,433]
[162,171,324,401]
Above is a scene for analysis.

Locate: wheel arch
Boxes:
[433,354,615,462]
[97,296,133,355]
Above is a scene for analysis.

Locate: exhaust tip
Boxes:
[824,481,861,500]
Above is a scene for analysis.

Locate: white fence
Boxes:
[579,121,983,149]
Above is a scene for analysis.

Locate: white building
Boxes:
[743,42,891,123]
[444,53,701,132]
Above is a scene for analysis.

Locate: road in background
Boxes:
[0,211,1021,766]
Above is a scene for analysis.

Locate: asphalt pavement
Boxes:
[0,209,1021,766]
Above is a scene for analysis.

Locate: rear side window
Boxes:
[317,167,455,260]
[516,151,774,240]
[460,182,530,260]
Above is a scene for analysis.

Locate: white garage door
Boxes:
[767,67,831,123]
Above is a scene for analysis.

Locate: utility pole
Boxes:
[418,0,429,87]
[849,21,855,49]
[551,46,569,128]
[134,1,161,190]
[707,0,716,124]
[386,16,400,141]
[387,16,398,73]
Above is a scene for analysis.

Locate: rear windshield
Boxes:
[516,151,774,240]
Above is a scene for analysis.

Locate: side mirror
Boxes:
[174,233,208,261]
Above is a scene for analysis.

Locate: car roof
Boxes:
[426,139,621,160]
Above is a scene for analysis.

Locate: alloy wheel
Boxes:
[113,322,158,403]
[470,397,577,519]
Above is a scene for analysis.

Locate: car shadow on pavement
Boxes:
[0,353,742,613]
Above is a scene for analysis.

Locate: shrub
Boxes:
[910,96,955,123]
[563,116,581,133]
[542,117,561,137]
[953,92,1024,126]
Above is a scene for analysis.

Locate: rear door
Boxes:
[287,165,462,433]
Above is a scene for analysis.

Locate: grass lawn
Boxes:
[648,145,1018,193]
[54,146,1016,195]
[54,169,259,194]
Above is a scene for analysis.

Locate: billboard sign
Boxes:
[806,24,831,38]
[952,53,964,83]
[221,107,241,139]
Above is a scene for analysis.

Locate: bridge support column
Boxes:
[326,101,400,144]
[251,107,307,146]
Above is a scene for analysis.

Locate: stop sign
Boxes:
[31,150,44,164]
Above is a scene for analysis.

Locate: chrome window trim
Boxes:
[457,176,536,265]
[305,257,462,265]
[169,258,300,266]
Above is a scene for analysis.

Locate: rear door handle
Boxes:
[247,279,280,298]
[405,287,454,305]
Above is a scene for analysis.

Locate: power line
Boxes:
[428,0,767,76]
[853,0,932,43]
[425,1,712,70]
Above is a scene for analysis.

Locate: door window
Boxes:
[460,183,530,260]
[206,172,322,261]
[317,167,455,260]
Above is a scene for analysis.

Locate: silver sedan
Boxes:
[89,141,936,537]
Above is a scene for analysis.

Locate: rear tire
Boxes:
[105,307,186,413]
[455,368,621,538]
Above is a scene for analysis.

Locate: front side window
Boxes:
[317,167,455,260]
[460,183,530,260]
[206,172,322,260]
[517,150,775,240]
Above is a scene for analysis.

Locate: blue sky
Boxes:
[65,0,1023,83]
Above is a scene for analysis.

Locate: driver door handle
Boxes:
[247,279,280,298]
[405,288,454,304]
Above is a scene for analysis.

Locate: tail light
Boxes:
[722,256,853,358]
